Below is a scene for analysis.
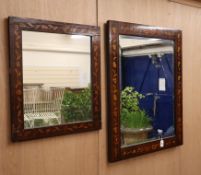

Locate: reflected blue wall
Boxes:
[121,54,174,136]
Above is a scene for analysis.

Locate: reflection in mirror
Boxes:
[119,35,175,147]
[22,31,92,129]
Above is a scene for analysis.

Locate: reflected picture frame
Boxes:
[106,20,183,162]
[9,16,101,141]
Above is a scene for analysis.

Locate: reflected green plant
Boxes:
[61,87,92,122]
[34,119,46,127]
[121,87,152,129]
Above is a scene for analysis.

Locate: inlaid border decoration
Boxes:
[9,16,101,141]
[106,20,183,162]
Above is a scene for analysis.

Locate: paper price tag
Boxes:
[160,139,164,148]
[159,78,166,91]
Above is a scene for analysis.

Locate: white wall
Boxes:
[22,31,91,88]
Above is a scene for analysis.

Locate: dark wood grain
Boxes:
[106,20,183,162]
[9,16,101,141]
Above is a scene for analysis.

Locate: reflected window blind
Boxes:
[23,66,80,88]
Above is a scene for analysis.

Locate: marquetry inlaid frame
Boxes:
[106,20,183,162]
[9,16,101,141]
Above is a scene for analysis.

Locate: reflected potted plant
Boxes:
[61,87,92,123]
[121,87,152,145]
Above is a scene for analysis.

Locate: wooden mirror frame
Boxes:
[9,16,101,141]
[106,20,183,162]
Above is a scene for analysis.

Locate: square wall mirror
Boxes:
[106,20,182,162]
[9,17,101,141]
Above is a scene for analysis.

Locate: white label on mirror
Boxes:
[159,78,166,91]
[160,139,164,148]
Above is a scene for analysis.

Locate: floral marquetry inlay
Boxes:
[9,17,101,141]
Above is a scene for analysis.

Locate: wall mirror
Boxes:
[9,17,101,141]
[106,20,182,162]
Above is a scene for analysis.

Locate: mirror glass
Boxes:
[119,35,175,147]
[22,31,92,129]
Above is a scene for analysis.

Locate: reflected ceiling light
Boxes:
[71,35,86,39]
[148,38,161,41]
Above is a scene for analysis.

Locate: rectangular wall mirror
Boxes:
[106,20,182,162]
[9,17,101,141]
